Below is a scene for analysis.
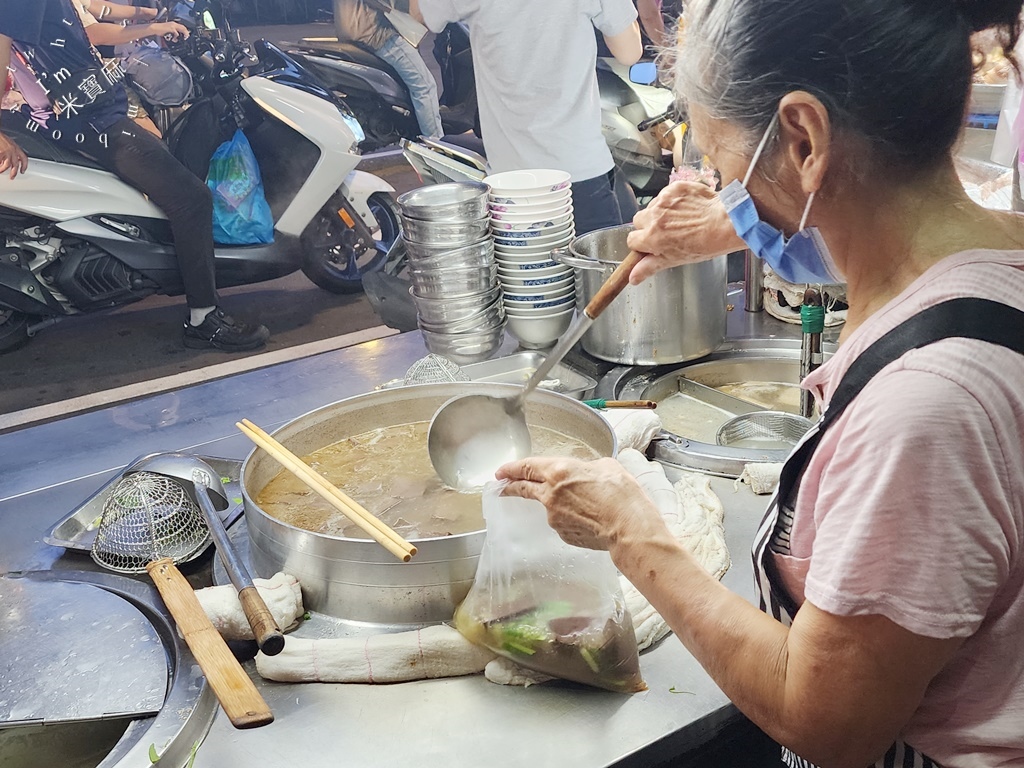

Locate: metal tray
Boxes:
[44,453,244,557]
[462,351,597,399]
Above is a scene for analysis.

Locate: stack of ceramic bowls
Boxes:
[397,182,505,364]
[485,169,577,349]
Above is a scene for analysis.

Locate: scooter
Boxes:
[286,22,478,153]
[597,57,677,202]
[0,0,400,352]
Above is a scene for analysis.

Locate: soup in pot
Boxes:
[256,421,600,540]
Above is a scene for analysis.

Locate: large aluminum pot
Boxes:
[241,382,616,628]
[558,225,727,365]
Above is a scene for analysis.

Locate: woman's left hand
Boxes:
[496,456,670,552]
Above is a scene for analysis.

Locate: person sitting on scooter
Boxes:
[334,0,444,140]
[414,0,643,235]
[0,0,270,352]
[69,0,188,138]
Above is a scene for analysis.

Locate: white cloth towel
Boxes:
[256,625,497,683]
[190,572,304,642]
[598,408,663,453]
[735,462,785,495]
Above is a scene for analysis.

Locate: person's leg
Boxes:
[77,120,268,350]
[89,120,219,308]
[375,34,444,139]
[571,169,627,235]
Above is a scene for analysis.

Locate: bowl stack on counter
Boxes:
[486,170,578,349]
[397,182,505,364]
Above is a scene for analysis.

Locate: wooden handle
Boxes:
[239,586,286,656]
[147,558,274,729]
[605,400,658,409]
[237,420,416,562]
[583,250,645,319]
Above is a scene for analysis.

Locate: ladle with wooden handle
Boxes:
[189,460,286,657]
[428,250,645,492]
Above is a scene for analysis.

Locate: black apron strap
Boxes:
[776,298,1024,506]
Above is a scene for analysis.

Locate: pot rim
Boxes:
[240,382,618,546]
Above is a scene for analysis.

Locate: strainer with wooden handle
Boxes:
[91,472,273,729]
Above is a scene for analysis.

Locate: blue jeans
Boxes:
[376,34,444,139]
[571,169,639,235]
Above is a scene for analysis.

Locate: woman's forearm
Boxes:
[611,529,956,768]
[611,531,793,738]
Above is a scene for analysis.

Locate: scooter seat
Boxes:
[295,38,404,88]
[2,120,106,172]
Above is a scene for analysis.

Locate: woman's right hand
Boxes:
[626,181,744,284]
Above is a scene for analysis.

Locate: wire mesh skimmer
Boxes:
[403,353,470,384]
[715,411,815,451]
[91,472,210,573]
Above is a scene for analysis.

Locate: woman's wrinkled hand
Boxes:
[626,181,743,284]
[496,456,670,553]
[0,132,28,179]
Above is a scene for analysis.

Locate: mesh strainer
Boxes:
[91,472,210,573]
[716,411,815,450]
[403,353,470,384]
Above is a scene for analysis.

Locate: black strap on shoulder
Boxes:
[822,298,1024,429]
[778,298,1024,503]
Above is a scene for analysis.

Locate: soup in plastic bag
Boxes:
[454,483,646,693]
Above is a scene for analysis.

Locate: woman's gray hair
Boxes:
[673,0,1023,168]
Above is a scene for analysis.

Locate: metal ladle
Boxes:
[428,251,644,491]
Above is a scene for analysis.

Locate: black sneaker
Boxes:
[182,308,270,352]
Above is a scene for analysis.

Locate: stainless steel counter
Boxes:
[0,301,800,767]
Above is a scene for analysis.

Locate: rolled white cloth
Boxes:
[613,450,729,650]
[256,624,497,683]
[598,408,663,453]
[190,572,304,641]
[735,462,785,495]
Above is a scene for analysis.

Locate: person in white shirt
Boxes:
[414,0,642,234]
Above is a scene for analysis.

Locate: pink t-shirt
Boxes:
[772,249,1024,767]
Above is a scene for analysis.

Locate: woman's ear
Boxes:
[777,91,831,196]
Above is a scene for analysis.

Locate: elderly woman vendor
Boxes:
[498,1,1024,766]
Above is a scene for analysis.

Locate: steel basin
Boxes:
[607,339,836,477]
[240,382,616,627]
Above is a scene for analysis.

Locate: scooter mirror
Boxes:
[629,61,658,86]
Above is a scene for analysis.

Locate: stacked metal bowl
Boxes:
[397,182,505,365]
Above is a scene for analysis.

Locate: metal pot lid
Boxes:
[0,578,167,728]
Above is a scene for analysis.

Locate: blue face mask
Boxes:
[718,116,845,285]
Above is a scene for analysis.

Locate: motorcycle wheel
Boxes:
[300,192,402,294]
[0,308,30,353]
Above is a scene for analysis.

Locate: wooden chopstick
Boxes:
[236,419,417,562]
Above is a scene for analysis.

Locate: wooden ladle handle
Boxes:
[583,250,645,319]
[238,586,286,656]
[147,558,274,729]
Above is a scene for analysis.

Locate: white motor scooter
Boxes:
[0,0,399,352]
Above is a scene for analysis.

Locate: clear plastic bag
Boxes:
[454,483,646,693]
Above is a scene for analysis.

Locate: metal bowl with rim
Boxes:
[402,216,491,245]
[397,181,490,222]
[409,264,498,299]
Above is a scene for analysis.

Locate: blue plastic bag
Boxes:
[206,130,274,245]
